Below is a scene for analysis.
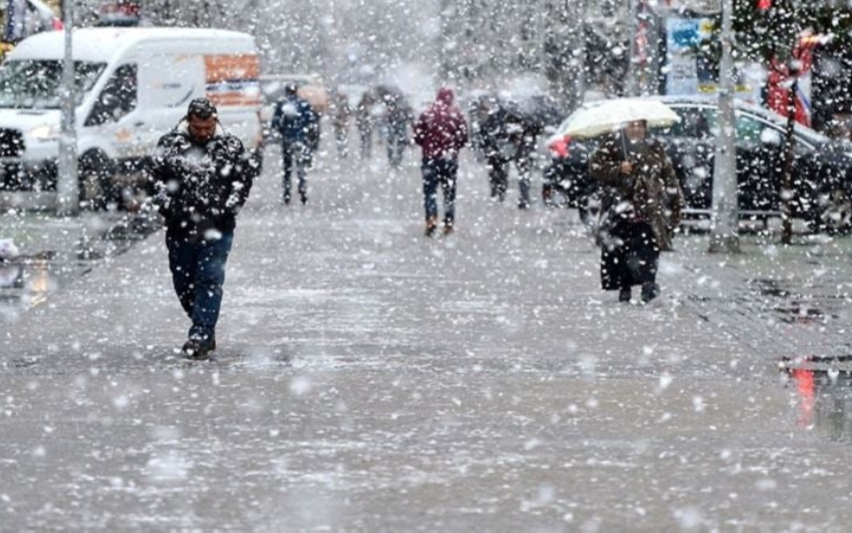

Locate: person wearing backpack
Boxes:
[272,83,319,204]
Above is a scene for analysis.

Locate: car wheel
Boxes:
[78,151,116,211]
[813,188,852,235]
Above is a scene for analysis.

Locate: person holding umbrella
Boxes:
[589,119,684,304]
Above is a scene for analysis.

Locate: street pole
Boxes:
[780,60,800,245]
[625,0,638,96]
[708,0,739,253]
[56,0,78,216]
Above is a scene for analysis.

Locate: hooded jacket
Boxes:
[149,121,259,237]
[413,88,469,160]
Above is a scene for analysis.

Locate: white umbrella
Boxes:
[556,98,681,139]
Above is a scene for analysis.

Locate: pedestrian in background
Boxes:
[328,87,352,159]
[479,96,539,209]
[149,98,259,358]
[356,90,377,160]
[413,87,469,237]
[381,90,414,169]
[272,83,319,205]
[589,120,684,304]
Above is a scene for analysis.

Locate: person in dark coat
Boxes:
[328,87,352,158]
[148,98,259,358]
[589,120,684,304]
[356,90,377,160]
[382,91,413,169]
[413,87,469,236]
[467,93,496,163]
[272,83,319,204]
[479,98,540,209]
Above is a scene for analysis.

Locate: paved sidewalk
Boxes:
[0,208,154,324]
[3,149,852,531]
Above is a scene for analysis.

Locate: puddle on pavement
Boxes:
[0,255,88,323]
[781,356,852,443]
[752,278,844,324]
[0,214,157,324]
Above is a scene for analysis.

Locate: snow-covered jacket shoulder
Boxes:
[149,122,259,234]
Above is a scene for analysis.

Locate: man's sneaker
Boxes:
[443,224,454,236]
[641,282,660,304]
[181,338,214,359]
[283,194,291,205]
[618,287,632,303]
[300,193,308,205]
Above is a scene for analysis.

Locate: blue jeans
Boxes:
[422,158,458,226]
[166,228,234,344]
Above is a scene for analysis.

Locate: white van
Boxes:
[0,27,263,208]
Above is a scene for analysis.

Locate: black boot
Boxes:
[618,287,632,303]
[641,282,660,304]
[182,337,215,359]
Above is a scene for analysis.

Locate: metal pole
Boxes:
[708,0,740,253]
[56,0,78,216]
[781,63,799,245]
[625,0,638,96]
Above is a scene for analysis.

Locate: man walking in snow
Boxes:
[413,87,469,236]
[272,83,319,204]
[149,98,259,358]
[478,96,539,209]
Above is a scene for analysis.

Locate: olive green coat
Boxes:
[589,134,685,251]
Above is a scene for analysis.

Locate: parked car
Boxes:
[544,95,852,233]
[0,27,263,210]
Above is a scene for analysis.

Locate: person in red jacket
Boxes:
[413,88,469,236]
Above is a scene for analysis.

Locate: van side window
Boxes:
[86,64,137,126]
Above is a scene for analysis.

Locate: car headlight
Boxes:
[29,125,57,140]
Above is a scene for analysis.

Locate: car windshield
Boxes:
[0,60,106,109]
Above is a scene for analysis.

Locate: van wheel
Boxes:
[78,151,116,211]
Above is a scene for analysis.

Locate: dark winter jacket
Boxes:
[272,94,319,148]
[149,122,259,238]
[356,91,377,134]
[589,133,684,251]
[383,93,414,136]
[413,88,469,160]
[479,103,539,164]
[329,90,352,131]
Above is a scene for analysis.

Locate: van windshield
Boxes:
[0,60,106,109]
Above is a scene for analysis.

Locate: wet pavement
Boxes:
[4,146,852,530]
[0,211,155,324]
